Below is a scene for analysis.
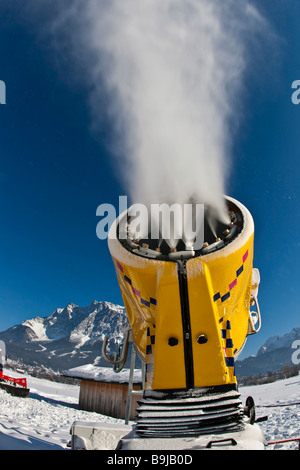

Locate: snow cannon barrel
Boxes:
[108,196,261,392]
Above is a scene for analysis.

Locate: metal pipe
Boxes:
[102,330,131,367]
[125,344,136,425]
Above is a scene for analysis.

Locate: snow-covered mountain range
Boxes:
[0,300,299,377]
[0,301,129,371]
[257,328,300,355]
[236,327,300,377]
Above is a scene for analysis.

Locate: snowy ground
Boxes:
[0,370,124,450]
[240,375,300,450]
[0,370,299,450]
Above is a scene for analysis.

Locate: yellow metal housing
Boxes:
[108,197,258,392]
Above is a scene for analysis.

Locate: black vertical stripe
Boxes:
[177,260,194,390]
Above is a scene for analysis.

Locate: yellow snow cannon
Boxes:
[106,196,263,446]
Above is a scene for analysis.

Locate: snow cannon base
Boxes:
[117,422,266,450]
[69,420,265,451]
[116,386,266,450]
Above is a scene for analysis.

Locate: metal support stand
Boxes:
[102,328,145,425]
[125,339,145,425]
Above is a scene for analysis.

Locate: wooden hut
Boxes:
[66,365,143,421]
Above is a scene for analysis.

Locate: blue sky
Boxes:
[0,1,299,359]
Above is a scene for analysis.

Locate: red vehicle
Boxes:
[0,340,29,397]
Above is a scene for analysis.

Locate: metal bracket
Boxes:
[102,329,131,372]
[248,295,261,335]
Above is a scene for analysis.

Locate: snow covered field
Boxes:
[240,375,300,450]
[0,371,124,450]
[0,370,299,450]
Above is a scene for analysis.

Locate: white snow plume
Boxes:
[33,1,269,219]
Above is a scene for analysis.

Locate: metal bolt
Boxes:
[168,337,179,346]
[197,334,208,344]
